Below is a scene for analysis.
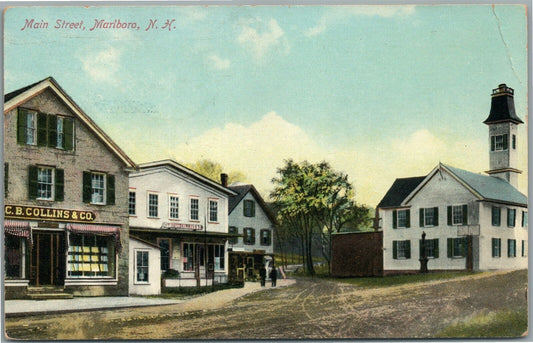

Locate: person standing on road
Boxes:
[270,266,277,287]
[259,266,266,287]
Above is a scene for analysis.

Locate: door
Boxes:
[30,232,66,286]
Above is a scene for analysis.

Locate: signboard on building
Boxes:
[5,205,96,223]
[161,222,204,231]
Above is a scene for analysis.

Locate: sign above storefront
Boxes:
[161,222,204,231]
[5,205,96,223]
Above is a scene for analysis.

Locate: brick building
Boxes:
[4,77,136,299]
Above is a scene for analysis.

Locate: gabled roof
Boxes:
[376,176,425,208]
[228,184,277,225]
[4,77,136,169]
[134,159,237,196]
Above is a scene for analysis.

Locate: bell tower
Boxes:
[483,84,523,188]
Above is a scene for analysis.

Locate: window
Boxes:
[491,134,508,151]
[28,166,64,201]
[158,238,170,271]
[67,234,116,278]
[190,198,199,221]
[393,240,411,259]
[148,193,159,218]
[17,109,74,150]
[420,238,439,258]
[169,195,179,219]
[507,209,516,227]
[447,237,467,258]
[136,250,149,283]
[56,117,64,149]
[244,228,256,245]
[183,243,194,271]
[492,207,501,226]
[128,191,136,216]
[182,243,224,272]
[420,207,438,227]
[244,200,255,217]
[5,235,26,279]
[213,245,225,270]
[447,205,467,226]
[508,239,516,257]
[260,229,272,246]
[24,110,37,145]
[83,172,114,205]
[522,240,527,257]
[393,209,410,229]
[512,134,516,149]
[229,227,238,244]
[522,211,528,228]
[492,238,501,258]
[209,200,218,222]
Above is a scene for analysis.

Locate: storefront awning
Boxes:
[4,220,32,245]
[67,223,122,252]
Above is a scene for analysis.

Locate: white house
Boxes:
[128,160,236,287]
[129,236,161,295]
[377,84,527,274]
[224,183,277,280]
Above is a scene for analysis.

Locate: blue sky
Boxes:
[3,5,528,206]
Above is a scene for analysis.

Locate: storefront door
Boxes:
[30,232,66,286]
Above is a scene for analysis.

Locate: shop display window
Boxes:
[67,234,116,278]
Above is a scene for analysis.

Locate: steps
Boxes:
[27,286,74,300]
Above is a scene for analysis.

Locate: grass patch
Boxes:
[337,271,476,288]
[436,308,528,338]
[143,281,245,299]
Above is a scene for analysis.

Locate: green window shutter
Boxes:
[37,113,48,147]
[17,108,27,145]
[419,208,424,227]
[503,134,508,150]
[491,136,495,151]
[47,115,57,148]
[447,206,452,225]
[392,210,397,229]
[106,174,115,205]
[252,202,255,217]
[392,241,398,259]
[434,207,439,226]
[406,210,411,228]
[4,163,8,197]
[405,240,411,259]
[507,239,511,257]
[419,239,423,258]
[55,168,64,201]
[492,238,496,257]
[64,118,74,151]
[461,237,467,257]
[28,166,39,200]
[462,205,468,225]
[434,239,439,258]
[447,238,452,258]
[83,171,92,203]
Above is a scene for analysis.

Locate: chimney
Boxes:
[220,173,228,187]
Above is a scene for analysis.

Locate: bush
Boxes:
[162,269,180,279]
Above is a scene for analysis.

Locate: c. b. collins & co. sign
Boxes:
[5,205,96,222]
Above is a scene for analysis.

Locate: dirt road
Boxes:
[5,270,527,340]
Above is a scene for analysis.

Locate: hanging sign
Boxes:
[5,205,96,223]
[161,222,203,231]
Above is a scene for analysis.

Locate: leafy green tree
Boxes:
[185,159,246,185]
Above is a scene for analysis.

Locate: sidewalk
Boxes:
[4,278,295,317]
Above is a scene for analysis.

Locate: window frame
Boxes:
[208,199,218,223]
[492,207,501,226]
[508,239,516,258]
[244,227,256,245]
[128,191,136,216]
[190,197,199,221]
[37,167,54,200]
[393,240,411,260]
[228,226,238,244]
[26,110,37,145]
[243,199,255,217]
[135,250,150,284]
[491,134,508,151]
[169,195,180,220]
[67,234,116,278]
[260,229,272,246]
[507,209,516,227]
[447,237,467,258]
[492,238,501,258]
[91,172,106,205]
[56,116,64,149]
[147,193,159,218]
[521,211,527,228]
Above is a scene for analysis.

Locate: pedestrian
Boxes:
[270,266,277,287]
[259,266,266,287]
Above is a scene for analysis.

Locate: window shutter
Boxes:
[461,237,467,257]
[512,135,516,149]
[447,238,452,258]
[392,241,397,259]
[419,208,424,227]
[392,210,397,229]
[434,239,439,258]
[251,229,256,245]
[64,118,74,151]
[4,163,8,197]
[28,166,38,200]
[17,108,27,145]
[490,136,495,151]
[434,207,439,226]
[507,239,511,257]
[405,240,411,259]
[252,202,255,217]
[503,134,508,150]
[106,174,115,205]
[47,115,57,148]
[37,112,48,147]
[406,210,410,228]
[492,238,496,257]
[419,239,423,258]
[462,205,468,225]
[447,206,452,225]
[83,171,92,203]
[55,168,64,201]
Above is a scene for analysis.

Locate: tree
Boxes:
[185,159,246,184]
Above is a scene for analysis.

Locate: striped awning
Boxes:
[4,220,32,245]
[67,223,122,252]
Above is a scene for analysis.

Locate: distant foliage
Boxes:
[185,159,246,184]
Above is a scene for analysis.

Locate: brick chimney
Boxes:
[220,173,228,187]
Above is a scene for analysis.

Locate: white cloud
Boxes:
[237,18,288,60]
[208,54,231,70]
[79,46,121,83]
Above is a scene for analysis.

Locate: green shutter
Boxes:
[17,108,27,145]
[405,240,411,259]
[462,205,468,225]
[4,163,8,196]
[434,207,439,226]
[419,239,423,258]
[507,239,511,257]
[392,241,397,259]
[48,115,57,148]
[392,210,397,229]
[107,174,115,205]
[64,118,74,151]
[434,239,439,258]
[37,113,48,147]
[447,238,453,258]
[419,208,424,227]
[461,237,467,257]
[55,168,64,201]
[252,202,256,217]
[503,134,508,150]
[83,171,92,203]
[28,166,38,200]
[406,210,410,228]
[491,136,495,151]
[447,206,452,225]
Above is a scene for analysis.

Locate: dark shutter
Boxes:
[48,115,57,148]
[507,239,511,257]
[447,206,452,225]
[392,210,397,229]
[419,208,424,227]
[37,112,48,147]
[28,166,39,200]
[55,168,64,201]
[405,210,410,228]
[392,241,397,259]
[4,163,8,196]
[462,205,468,225]
[503,134,508,150]
[447,238,452,258]
[83,171,92,203]
[64,118,74,151]
[434,239,439,258]
[17,108,27,145]
[434,207,439,226]
[405,240,411,259]
[419,239,423,258]
[107,174,115,205]
[512,135,516,149]
[461,237,467,257]
[252,202,256,217]
[492,238,496,257]
[491,136,495,151]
